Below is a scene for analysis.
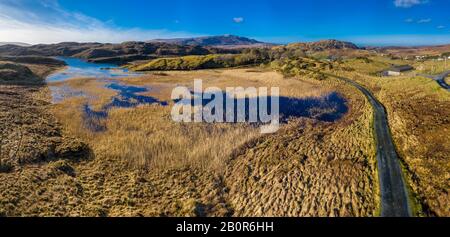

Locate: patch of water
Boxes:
[180,91,348,123]
[49,85,86,103]
[106,83,168,108]
[47,57,142,82]
[83,83,168,131]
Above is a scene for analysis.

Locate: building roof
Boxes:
[388,65,414,72]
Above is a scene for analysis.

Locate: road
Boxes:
[418,70,450,91]
[325,73,412,217]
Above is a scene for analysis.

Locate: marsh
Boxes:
[48,58,348,132]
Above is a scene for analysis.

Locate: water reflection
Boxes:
[47,57,142,82]
[49,85,86,103]
[178,91,348,123]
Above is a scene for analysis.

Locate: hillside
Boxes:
[150,35,274,49]
[0,41,239,65]
[0,42,31,47]
[128,54,265,71]
[0,56,66,85]
[0,39,366,66]
[371,44,450,57]
[265,39,367,59]
[286,40,359,51]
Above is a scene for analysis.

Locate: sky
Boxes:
[0,0,449,46]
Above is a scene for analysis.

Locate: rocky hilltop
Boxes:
[287,39,360,51]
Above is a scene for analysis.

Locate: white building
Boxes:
[384,65,414,76]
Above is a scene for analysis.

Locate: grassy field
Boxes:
[224,78,378,216]
[271,55,450,216]
[128,54,264,71]
[2,53,447,217]
[0,66,380,216]
[335,67,450,216]
[0,61,91,216]
[271,53,449,216]
[50,69,333,172]
[338,56,450,76]
[413,60,449,74]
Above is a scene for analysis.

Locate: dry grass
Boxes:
[340,56,450,76]
[0,63,88,166]
[2,54,447,216]
[85,105,260,172]
[224,75,378,216]
[338,57,391,75]
[381,45,450,57]
[49,78,117,110]
[51,69,332,172]
[1,67,380,217]
[336,66,450,216]
[48,68,378,216]
[413,60,450,74]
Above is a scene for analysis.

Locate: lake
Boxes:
[46,57,143,82]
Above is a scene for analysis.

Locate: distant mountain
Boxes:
[0,42,31,47]
[149,35,274,49]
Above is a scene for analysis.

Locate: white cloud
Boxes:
[233,17,244,23]
[394,0,428,8]
[437,25,446,29]
[404,18,414,23]
[0,0,197,44]
[417,18,432,23]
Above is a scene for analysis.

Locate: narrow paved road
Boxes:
[418,70,450,91]
[325,73,412,217]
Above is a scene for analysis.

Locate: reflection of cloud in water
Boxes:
[46,57,143,82]
[49,85,86,103]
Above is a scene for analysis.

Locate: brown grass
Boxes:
[224,74,378,216]
[336,67,450,216]
[1,67,379,217]
[413,60,450,74]
[47,68,378,216]
[51,69,332,172]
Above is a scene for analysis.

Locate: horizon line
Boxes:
[2,34,450,48]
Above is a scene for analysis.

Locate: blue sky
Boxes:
[0,0,449,45]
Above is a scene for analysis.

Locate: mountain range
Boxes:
[0,42,31,47]
[149,35,275,49]
[1,35,448,65]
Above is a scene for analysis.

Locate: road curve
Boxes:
[326,73,412,217]
[418,71,450,91]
